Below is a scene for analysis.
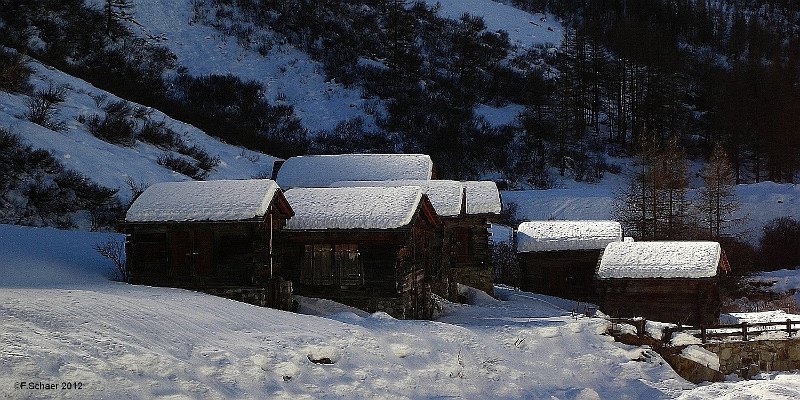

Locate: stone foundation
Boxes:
[200,279,294,310]
[702,339,800,378]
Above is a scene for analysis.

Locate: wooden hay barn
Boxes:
[120,179,294,308]
[281,186,440,319]
[596,241,730,326]
[331,180,501,298]
[516,220,622,303]
[275,153,435,188]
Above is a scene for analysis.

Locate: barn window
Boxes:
[302,244,334,285]
[336,244,363,286]
[301,244,362,286]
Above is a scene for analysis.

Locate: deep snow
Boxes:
[1,223,799,399]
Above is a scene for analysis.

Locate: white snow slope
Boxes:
[2,223,799,399]
[125,0,375,133]
[422,0,563,50]
[0,55,277,203]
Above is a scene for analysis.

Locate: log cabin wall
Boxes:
[440,215,493,298]
[597,277,721,326]
[281,212,437,319]
[122,210,291,308]
[519,249,603,303]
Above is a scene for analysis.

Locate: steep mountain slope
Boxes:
[421,0,563,50]
[120,0,374,133]
[0,53,277,204]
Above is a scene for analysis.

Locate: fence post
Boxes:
[787,319,793,337]
[663,327,673,343]
[638,319,645,336]
[701,326,707,343]
[742,322,748,341]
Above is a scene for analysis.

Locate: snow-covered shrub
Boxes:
[0,48,32,94]
[21,83,68,131]
[137,120,180,148]
[181,145,220,172]
[310,117,393,154]
[86,113,135,146]
[169,73,308,158]
[95,237,128,281]
[156,153,205,180]
[0,128,123,230]
[138,120,219,172]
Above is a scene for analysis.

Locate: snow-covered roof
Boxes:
[330,180,463,217]
[330,180,501,216]
[276,154,434,188]
[516,221,622,253]
[462,181,502,215]
[284,186,425,230]
[125,179,280,222]
[596,241,722,279]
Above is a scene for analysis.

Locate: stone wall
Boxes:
[201,279,294,310]
[702,339,800,378]
[202,287,267,306]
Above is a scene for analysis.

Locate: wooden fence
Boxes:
[611,318,800,344]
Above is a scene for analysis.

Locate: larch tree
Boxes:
[697,144,739,238]
[614,135,690,240]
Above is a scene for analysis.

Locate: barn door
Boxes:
[452,227,472,265]
[169,231,192,277]
[194,229,214,277]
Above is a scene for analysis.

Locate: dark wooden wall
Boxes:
[439,215,493,298]
[281,212,438,319]
[519,249,603,303]
[597,278,721,326]
[123,212,289,288]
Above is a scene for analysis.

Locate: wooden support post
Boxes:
[787,319,793,337]
[663,327,673,343]
[701,326,707,343]
[639,319,646,336]
[742,322,748,341]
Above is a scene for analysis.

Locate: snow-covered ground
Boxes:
[0,55,277,203]
[743,269,800,307]
[422,0,563,50]
[2,223,799,399]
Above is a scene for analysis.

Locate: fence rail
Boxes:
[610,318,800,344]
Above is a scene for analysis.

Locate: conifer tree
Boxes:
[614,135,690,240]
[104,0,133,38]
[698,144,739,238]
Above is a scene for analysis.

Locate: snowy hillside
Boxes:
[117,0,562,134]
[503,180,800,245]
[121,0,376,133]
[3,224,800,399]
[422,0,563,50]
[0,54,277,203]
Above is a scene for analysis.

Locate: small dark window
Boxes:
[301,244,363,286]
[336,244,363,287]
[301,244,334,285]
